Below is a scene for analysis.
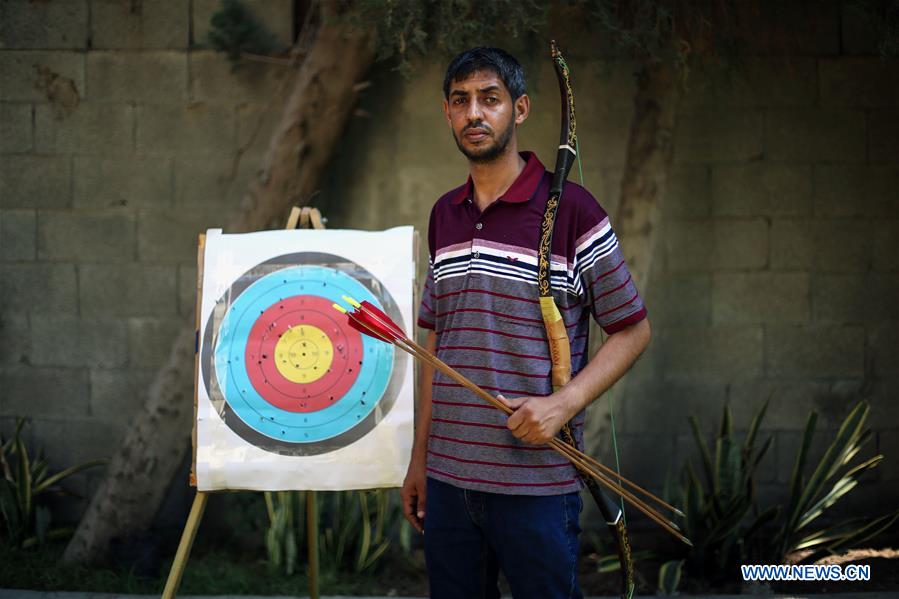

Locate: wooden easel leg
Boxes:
[161,491,209,599]
[306,490,320,599]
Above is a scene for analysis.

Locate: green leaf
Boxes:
[743,396,770,455]
[658,559,683,596]
[690,415,715,491]
[33,459,105,494]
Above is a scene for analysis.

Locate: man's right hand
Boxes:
[400,458,427,533]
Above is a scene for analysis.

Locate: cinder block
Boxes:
[819,58,899,107]
[89,368,155,422]
[765,325,865,378]
[79,264,177,316]
[770,219,814,270]
[658,325,764,382]
[814,165,899,218]
[35,103,134,154]
[0,312,30,365]
[178,264,198,317]
[0,155,72,209]
[879,430,899,483]
[674,110,764,163]
[30,316,127,368]
[0,209,36,260]
[663,166,711,219]
[841,2,881,55]
[765,109,866,163]
[0,103,33,152]
[868,322,898,379]
[616,432,677,486]
[712,164,811,217]
[86,51,187,102]
[873,220,899,272]
[137,206,226,263]
[0,0,88,49]
[173,157,244,207]
[728,379,830,432]
[0,366,89,418]
[681,58,816,108]
[73,155,172,209]
[91,0,189,49]
[666,218,768,271]
[136,103,234,155]
[37,209,135,262]
[192,0,293,49]
[0,51,85,103]
[813,273,899,323]
[712,272,810,325]
[868,110,899,163]
[622,379,726,434]
[0,264,77,314]
[729,2,839,56]
[649,272,711,326]
[128,317,183,368]
[24,416,120,522]
[189,50,286,104]
[809,220,871,272]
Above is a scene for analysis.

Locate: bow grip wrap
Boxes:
[539,296,572,391]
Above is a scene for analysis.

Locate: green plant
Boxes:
[207,0,279,64]
[0,418,105,548]
[665,400,898,592]
[677,400,777,584]
[767,402,899,562]
[263,488,407,576]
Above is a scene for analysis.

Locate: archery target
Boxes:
[201,251,408,456]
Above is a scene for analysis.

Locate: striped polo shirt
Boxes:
[418,151,647,495]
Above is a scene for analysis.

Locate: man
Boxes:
[401,47,651,599]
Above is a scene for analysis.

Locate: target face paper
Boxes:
[195,227,415,491]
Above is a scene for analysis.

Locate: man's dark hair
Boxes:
[443,47,526,100]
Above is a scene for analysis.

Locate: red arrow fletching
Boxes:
[346,311,393,343]
[359,301,406,340]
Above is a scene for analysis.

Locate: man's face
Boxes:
[443,69,529,164]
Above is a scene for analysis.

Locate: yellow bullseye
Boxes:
[274,324,333,384]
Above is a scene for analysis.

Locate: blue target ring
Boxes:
[214,266,392,442]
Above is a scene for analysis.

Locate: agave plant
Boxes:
[263,487,404,576]
[0,418,106,548]
[677,400,778,583]
[665,400,897,592]
[767,402,899,562]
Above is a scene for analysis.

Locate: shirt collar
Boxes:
[451,151,546,205]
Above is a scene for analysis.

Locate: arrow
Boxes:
[333,297,690,546]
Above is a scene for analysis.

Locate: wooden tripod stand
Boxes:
[162,206,325,599]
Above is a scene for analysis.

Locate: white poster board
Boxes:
[194,227,415,491]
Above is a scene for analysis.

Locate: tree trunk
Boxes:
[585,58,680,459]
[63,17,374,565]
[616,59,679,288]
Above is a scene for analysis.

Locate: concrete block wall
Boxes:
[0,0,896,526]
[0,0,293,506]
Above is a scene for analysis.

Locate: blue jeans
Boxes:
[423,477,584,599]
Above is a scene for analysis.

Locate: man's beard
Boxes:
[453,117,515,164]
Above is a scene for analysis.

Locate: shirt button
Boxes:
[473,251,480,258]
[475,222,483,230]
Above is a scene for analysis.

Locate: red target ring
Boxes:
[244,295,363,412]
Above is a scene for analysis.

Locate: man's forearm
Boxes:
[411,330,437,462]
[558,317,651,418]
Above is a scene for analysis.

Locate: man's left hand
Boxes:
[497,394,572,445]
